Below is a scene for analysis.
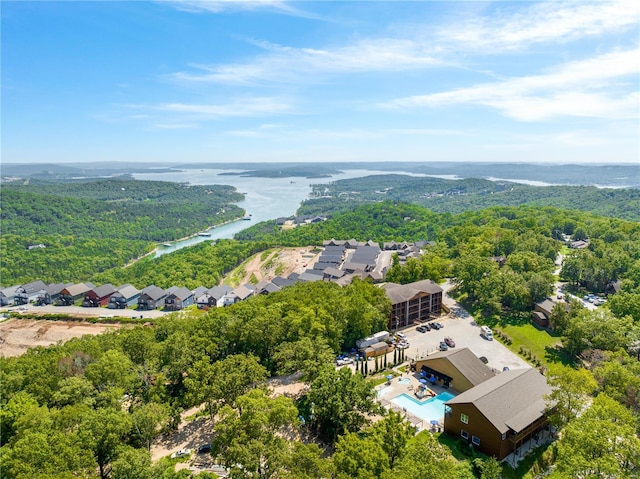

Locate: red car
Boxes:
[444,337,455,348]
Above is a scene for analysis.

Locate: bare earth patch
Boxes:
[226,247,321,286]
[0,318,122,357]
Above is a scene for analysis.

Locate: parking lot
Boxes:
[344,287,531,375]
[396,311,530,373]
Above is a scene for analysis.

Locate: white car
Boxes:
[336,358,354,366]
[171,448,191,459]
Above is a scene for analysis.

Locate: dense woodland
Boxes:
[0,179,245,285]
[297,174,640,221]
[2,197,640,478]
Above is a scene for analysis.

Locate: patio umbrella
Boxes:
[430,420,439,426]
[419,378,428,384]
[386,374,394,380]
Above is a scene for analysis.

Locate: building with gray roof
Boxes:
[444,368,553,460]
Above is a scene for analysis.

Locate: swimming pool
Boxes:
[390,392,456,422]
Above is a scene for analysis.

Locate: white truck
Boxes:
[356,330,390,349]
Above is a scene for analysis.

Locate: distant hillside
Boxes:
[0,178,245,285]
[296,174,640,221]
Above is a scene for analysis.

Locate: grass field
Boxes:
[499,322,573,375]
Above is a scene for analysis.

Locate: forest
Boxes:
[296,174,640,221]
[0,179,245,285]
[1,200,639,478]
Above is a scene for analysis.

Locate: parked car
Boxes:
[422,323,431,331]
[444,337,455,348]
[430,322,441,330]
[416,326,427,333]
[336,358,354,366]
[198,444,212,454]
[439,341,449,351]
[171,448,191,459]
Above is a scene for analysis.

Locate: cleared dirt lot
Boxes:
[0,304,169,357]
[225,247,320,286]
[0,317,124,357]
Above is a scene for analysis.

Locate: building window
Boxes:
[472,435,481,446]
[460,413,469,424]
[461,430,469,440]
[501,433,507,440]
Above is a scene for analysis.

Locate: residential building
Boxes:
[383,279,443,329]
[83,284,117,307]
[108,284,141,309]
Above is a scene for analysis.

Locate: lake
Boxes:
[133,168,421,257]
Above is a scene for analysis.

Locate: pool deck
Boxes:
[375,370,456,432]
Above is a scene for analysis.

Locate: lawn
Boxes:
[499,322,573,374]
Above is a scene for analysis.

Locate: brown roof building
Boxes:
[444,368,553,460]
[383,279,443,329]
[414,348,496,393]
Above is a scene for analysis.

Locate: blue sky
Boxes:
[2,0,638,164]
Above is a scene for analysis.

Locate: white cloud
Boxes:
[381,48,640,121]
[167,0,638,86]
[159,0,317,18]
[126,97,294,119]
[168,37,444,84]
[439,0,639,51]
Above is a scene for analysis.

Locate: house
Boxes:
[197,285,232,309]
[108,284,141,309]
[605,280,622,295]
[532,311,548,328]
[35,283,70,306]
[223,284,254,306]
[1,285,21,306]
[271,276,296,289]
[56,283,95,306]
[413,348,495,393]
[570,240,589,249]
[323,239,347,246]
[192,286,208,300]
[383,279,443,329]
[254,280,280,295]
[164,287,194,311]
[137,285,167,310]
[489,256,507,268]
[83,284,117,307]
[323,267,345,280]
[444,368,553,461]
[14,281,48,305]
[297,270,324,282]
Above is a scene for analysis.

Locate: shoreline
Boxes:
[158,215,245,245]
[125,215,246,268]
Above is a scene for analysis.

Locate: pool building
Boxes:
[381,348,555,462]
[444,368,554,461]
